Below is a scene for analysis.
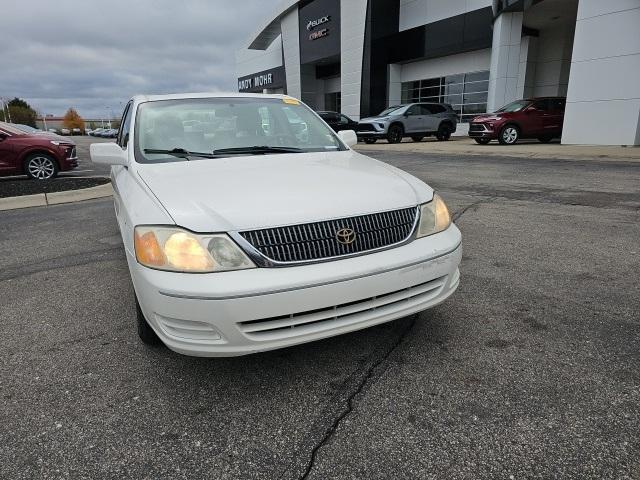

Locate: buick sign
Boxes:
[307,15,330,31]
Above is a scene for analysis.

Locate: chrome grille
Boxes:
[469,124,485,132]
[239,207,418,264]
[357,124,376,132]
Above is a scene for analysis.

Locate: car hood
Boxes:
[472,112,515,122]
[359,116,390,124]
[136,150,430,232]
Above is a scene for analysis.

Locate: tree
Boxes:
[62,108,85,131]
[7,97,37,127]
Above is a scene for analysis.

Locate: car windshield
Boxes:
[134,97,346,163]
[495,100,531,113]
[377,105,404,117]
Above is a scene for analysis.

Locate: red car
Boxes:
[0,122,78,179]
[468,97,566,145]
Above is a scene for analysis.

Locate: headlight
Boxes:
[134,226,255,273]
[50,140,71,146]
[416,194,451,238]
[485,116,502,121]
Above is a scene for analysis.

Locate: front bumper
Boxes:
[129,226,462,357]
[59,146,78,171]
[356,123,387,138]
[468,123,497,139]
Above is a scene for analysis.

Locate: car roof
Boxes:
[131,92,293,103]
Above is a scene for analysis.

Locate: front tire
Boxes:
[387,124,404,144]
[363,138,377,144]
[136,296,161,345]
[436,123,452,141]
[498,125,520,145]
[474,138,491,145]
[25,153,58,180]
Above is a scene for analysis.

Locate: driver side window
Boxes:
[406,105,421,116]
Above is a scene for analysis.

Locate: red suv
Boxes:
[0,122,78,179]
[468,97,566,145]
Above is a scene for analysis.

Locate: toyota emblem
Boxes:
[335,227,356,245]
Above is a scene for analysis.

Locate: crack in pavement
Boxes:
[297,316,417,480]
[452,196,498,222]
[290,198,492,480]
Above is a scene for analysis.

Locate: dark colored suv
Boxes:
[0,122,78,179]
[317,111,360,133]
[468,97,566,145]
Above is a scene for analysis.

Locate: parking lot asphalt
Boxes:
[1,151,639,479]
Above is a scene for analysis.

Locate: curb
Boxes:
[0,183,113,212]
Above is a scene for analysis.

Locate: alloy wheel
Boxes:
[388,126,403,144]
[502,127,518,144]
[28,156,56,180]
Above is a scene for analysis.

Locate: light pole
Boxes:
[105,106,112,129]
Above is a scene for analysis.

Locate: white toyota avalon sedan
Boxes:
[91,93,461,357]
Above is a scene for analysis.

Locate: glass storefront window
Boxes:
[401,70,489,122]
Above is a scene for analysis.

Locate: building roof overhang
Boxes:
[245,0,300,50]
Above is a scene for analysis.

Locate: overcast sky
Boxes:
[0,0,280,119]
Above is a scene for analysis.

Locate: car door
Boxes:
[0,129,17,173]
[112,101,133,227]
[421,104,443,132]
[547,98,566,135]
[403,105,424,133]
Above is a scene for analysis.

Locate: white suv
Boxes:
[91,93,462,357]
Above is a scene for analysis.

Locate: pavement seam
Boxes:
[297,316,417,480]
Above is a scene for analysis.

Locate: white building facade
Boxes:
[236,0,640,145]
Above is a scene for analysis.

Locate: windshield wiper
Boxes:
[143,148,219,159]
[212,146,303,155]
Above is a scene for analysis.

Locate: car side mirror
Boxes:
[526,107,537,113]
[337,130,358,148]
[90,141,128,166]
[0,132,7,141]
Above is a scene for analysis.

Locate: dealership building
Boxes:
[236,0,640,145]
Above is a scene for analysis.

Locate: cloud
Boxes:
[0,0,280,118]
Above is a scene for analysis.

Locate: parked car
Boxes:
[0,121,78,179]
[317,111,360,133]
[90,93,462,357]
[357,103,458,144]
[72,128,82,135]
[468,97,566,145]
[90,128,105,136]
[60,128,71,135]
